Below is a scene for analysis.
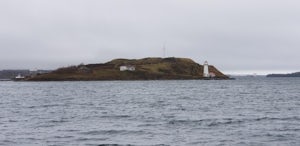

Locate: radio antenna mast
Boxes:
[163,42,166,58]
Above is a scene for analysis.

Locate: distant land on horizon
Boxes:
[26,57,229,81]
[0,70,51,79]
[267,72,300,77]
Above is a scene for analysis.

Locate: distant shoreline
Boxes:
[266,72,300,77]
[0,79,12,81]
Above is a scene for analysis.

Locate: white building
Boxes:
[120,65,135,71]
[203,61,209,77]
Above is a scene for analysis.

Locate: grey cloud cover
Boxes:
[0,0,299,74]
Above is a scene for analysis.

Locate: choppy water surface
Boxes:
[0,77,299,146]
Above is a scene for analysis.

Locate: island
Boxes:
[266,72,300,77]
[26,57,229,81]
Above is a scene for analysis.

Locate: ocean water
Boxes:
[0,77,299,146]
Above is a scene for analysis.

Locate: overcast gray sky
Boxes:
[1,0,299,74]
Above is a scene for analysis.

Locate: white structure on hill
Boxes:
[120,65,135,71]
[203,61,209,77]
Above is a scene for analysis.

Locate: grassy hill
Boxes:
[27,57,229,81]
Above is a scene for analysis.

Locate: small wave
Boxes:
[97,144,136,146]
[58,129,80,132]
[8,119,18,123]
[168,119,213,126]
[53,135,74,139]
[27,104,64,109]
[80,130,145,136]
[252,133,295,139]
[34,119,69,128]
[35,124,56,128]
[274,128,300,132]
[167,116,300,127]
[250,116,300,122]
[239,92,253,95]
[76,137,108,141]
[49,119,69,123]
[97,144,168,146]
[0,140,18,145]
[138,123,163,127]
[24,137,44,141]
[43,104,65,108]
[100,115,131,119]
[168,119,201,125]
[27,106,37,108]
[207,119,244,127]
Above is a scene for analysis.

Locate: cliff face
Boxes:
[27,57,229,81]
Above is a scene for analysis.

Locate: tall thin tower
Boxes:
[162,43,166,58]
[203,61,209,77]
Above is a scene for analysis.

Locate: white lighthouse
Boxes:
[203,61,209,77]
